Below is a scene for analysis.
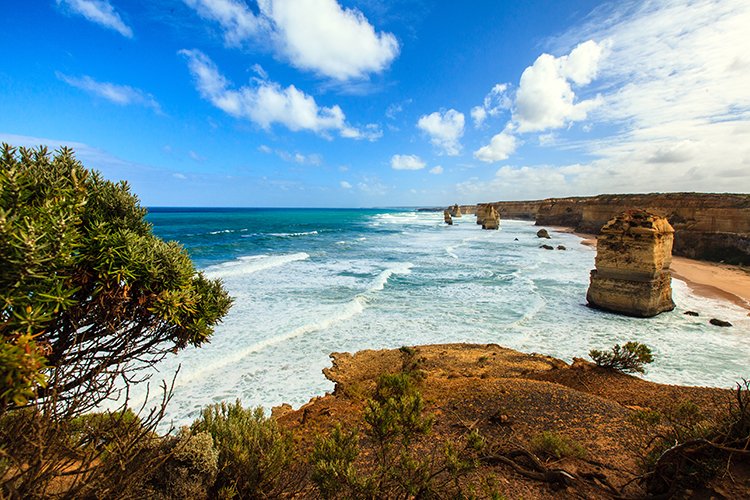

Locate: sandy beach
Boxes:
[556,227,750,312]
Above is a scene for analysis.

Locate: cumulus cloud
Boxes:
[340,180,352,189]
[471,83,512,128]
[180,49,372,138]
[513,40,605,132]
[185,0,399,80]
[57,73,162,113]
[473,128,519,163]
[417,109,464,155]
[429,165,443,175]
[57,0,133,37]
[390,154,426,170]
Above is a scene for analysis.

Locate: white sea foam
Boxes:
[204,252,309,279]
[269,231,319,238]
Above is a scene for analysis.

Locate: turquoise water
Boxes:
[136,208,750,427]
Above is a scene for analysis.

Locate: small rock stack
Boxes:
[475,204,490,226]
[481,205,500,230]
[586,210,675,317]
[444,209,453,225]
[449,204,463,218]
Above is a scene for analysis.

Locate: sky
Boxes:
[1,0,749,207]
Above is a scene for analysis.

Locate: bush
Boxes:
[147,429,219,499]
[191,400,294,498]
[589,342,653,374]
[0,144,232,412]
[531,431,586,460]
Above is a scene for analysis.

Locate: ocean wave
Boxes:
[204,252,310,279]
[208,228,248,235]
[173,261,413,386]
[269,231,319,238]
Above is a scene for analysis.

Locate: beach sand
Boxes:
[552,227,750,312]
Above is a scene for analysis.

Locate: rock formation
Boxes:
[443,210,453,225]
[586,210,676,317]
[475,204,489,225]
[540,244,554,250]
[449,204,462,217]
[481,205,499,230]
[536,228,550,239]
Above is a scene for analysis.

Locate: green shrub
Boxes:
[0,144,232,412]
[531,431,586,459]
[311,425,361,499]
[589,342,654,373]
[191,400,293,498]
[148,429,218,500]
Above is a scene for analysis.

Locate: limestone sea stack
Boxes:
[444,210,453,225]
[481,205,500,230]
[450,204,463,217]
[475,204,490,225]
[586,210,675,317]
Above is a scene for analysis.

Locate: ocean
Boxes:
[136,208,750,428]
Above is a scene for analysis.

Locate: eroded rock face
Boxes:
[481,205,499,230]
[449,204,462,217]
[475,204,489,225]
[444,210,453,225]
[586,210,675,317]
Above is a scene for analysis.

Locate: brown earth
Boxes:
[276,343,748,499]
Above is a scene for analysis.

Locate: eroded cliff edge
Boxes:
[458,193,750,265]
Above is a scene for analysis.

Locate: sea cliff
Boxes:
[457,193,750,265]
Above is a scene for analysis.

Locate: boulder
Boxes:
[709,318,732,327]
[684,311,699,317]
[537,228,551,239]
[540,244,554,250]
[586,210,675,317]
[481,205,500,230]
[444,210,453,225]
[557,245,566,250]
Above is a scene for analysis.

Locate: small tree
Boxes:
[589,342,654,374]
[0,144,232,413]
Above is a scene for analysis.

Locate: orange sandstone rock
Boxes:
[586,210,675,317]
[481,205,500,230]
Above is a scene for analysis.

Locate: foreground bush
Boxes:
[0,144,232,412]
[191,400,294,498]
[589,342,653,374]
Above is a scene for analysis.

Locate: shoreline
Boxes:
[551,226,750,312]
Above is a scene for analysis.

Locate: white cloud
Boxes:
[57,0,133,37]
[390,154,426,170]
[258,144,272,154]
[185,0,399,80]
[184,0,268,45]
[340,180,352,189]
[473,129,519,163]
[429,165,443,175]
[173,172,188,180]
[514,40,605,132]
[470,106,487,128]
[258,144,323,164]
[189,150,205,162]
[180,49,371,138]
[417,109,464,155]
[57,73,162,113]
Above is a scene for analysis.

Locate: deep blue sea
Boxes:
[134,208,750,427]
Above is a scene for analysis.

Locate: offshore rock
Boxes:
[449,204,463,217]
[709,318,732,327]
[540,244,554,250]
[481,205,500,230]
[536,228,551,239]
[587,210,675,317]
[444,210,453,225]
[475,204,490,225]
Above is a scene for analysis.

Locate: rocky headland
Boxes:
[455,193,750,265]
[275,343,748,499]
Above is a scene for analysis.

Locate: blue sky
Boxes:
[2,0,749,207]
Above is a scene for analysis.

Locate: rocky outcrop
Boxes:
[443,210,453,225]
[449,204,462,217]
[481,205,499,230]
[475,204,489,225]
[451,193,750,265]
[536,228,550,239]
[586,210,676,317]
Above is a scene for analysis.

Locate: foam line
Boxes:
[204,252,310,279]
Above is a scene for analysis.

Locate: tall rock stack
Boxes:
[481,205,500,230]
[444,210,453,225]
[476,204,489,225]
[450,204,463,217]
[586,210,675,317]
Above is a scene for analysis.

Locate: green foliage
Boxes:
[311,425,362,499]
[148,429,219,499]
[628,409,662,426]
[0,144,232,411]
[589,342,654,374]
[531,431,586,460]
[191,400,293,498]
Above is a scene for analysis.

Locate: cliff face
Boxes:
[458,193,750,265]
[586,211,675,317]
